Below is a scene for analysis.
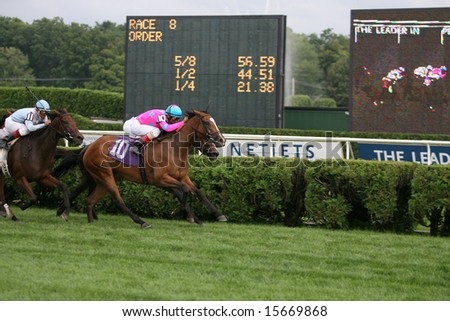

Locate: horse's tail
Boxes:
[0,109,15,128]
[53,145,96,218]
[53,146,88,178]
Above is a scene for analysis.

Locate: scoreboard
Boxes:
[125,15,286,128]
[350,8,450,134]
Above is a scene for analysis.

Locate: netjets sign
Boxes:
[219,135,343,160]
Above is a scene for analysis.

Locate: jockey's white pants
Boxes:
[4,117,30,137]
[123,117,161,139]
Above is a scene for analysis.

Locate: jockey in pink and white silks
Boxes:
[123,104,185,155]
[0,100,51,149]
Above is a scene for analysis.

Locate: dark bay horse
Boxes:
[0,109,84,220]
[57,109,227,228]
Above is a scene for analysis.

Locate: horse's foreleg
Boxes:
[167,187,202,225]
[39,175,70,221]
[0,174,17,220]
[181,177,227,222]
[56,175,89,217]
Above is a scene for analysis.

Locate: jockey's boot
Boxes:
[0,135,11,149]
[129,138,145,155]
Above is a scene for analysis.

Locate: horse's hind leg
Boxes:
[87,182,151,228]
[13,176,38,211]
[86,184,108,223]
[0,173,5,217]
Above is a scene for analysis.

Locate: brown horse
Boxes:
[61,109,227,228]
[0,109,84,220]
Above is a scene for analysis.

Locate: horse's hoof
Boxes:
[61,212,69,221]
[141,222,152,229]
[186,217,195,224]
[216,215,228,222]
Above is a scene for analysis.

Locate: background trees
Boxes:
[0,16,350,104]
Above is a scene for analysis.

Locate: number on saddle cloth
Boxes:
[109,136,142,167]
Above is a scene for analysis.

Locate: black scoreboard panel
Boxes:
[125,15,286,128]
[350,8,450,134]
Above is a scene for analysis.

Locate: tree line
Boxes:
[0,16,349,105]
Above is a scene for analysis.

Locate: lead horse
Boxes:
[0,109,84,220]
[57,109,227,228]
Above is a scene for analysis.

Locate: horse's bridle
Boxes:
[186,114,225,147]
[48,114,77,141]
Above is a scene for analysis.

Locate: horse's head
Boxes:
[186,109,226,148]
[48,109,84,145]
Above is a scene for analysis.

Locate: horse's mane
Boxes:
[186,109,207,119]
[48,108,68,120]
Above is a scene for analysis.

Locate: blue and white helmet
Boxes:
[165,104,183,119]
[36,100,50,111]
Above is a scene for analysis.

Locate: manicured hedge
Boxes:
[312,98,337,107]
[6,157,449,236]
[409,165,450,236]
[0,87,123,119]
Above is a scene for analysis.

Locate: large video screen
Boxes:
[125,16,286,128]
[350,8,449,134]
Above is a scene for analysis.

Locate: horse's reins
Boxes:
[48,114,75,141]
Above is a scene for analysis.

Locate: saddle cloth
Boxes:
[108,136,143,167]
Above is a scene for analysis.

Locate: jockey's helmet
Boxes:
[165,104,183,119]
[36,100,50,111]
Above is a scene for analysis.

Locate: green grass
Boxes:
[0,206,449,301]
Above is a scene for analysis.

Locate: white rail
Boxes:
[77,130,450,165]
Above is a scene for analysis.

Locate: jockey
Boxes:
[0,100,51,149]
[123,104,185,155]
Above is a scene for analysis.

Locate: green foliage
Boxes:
[304,161,417,232]
[188,158,294,223]
[305,177,352,229]
[312,97,337,107]
[325,55,349,106]
[0,47,36,86]
[0,17,124,91]
[289,94,311,107]
[287,29,324,96]
[409,166,450,236]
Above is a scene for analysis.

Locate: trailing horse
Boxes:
[54,109,227,228]
[0,109,84,220]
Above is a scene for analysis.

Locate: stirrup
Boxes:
[129,145,141,155]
